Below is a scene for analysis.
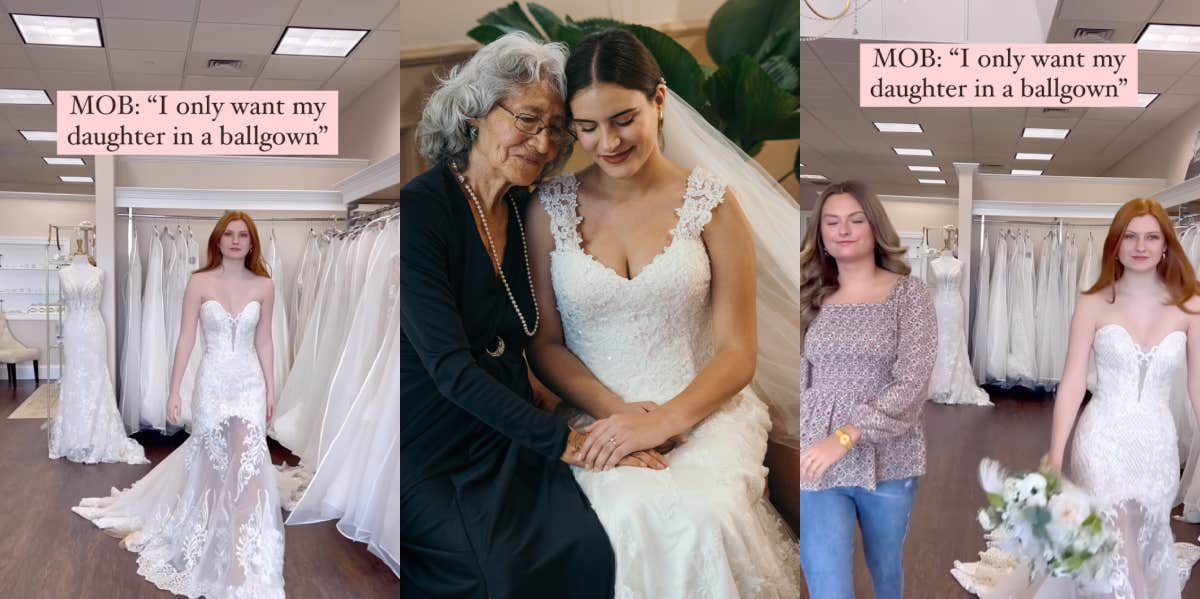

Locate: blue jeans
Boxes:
[799,477,919,599]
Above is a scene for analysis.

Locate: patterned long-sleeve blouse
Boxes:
[800,275,938,491]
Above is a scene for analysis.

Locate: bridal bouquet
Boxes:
[975,458,1116,592]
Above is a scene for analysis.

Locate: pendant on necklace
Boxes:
[487,336,506,358]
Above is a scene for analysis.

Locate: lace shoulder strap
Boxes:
[672,167,727,240]
[537,172,582,250]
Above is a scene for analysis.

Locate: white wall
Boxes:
[340,64,401,165]
[977,174,1167,205]
[880,199,959,235]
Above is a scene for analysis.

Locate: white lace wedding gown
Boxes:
[929,253,992,406]
[953,324,1200,598]
[49,260,148,464]
[538,168,800,598]
[72,300,285,598]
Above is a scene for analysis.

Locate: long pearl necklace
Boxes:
[450,161,539,338]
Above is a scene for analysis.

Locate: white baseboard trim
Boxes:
[0,362,59,381]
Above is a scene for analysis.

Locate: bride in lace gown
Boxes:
[954,199,1200,598]
[526,30,800,597]
[72,212,285,598]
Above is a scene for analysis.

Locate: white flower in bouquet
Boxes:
[1004,478,1021,504]
[1046,488,1091,544]
[978,509,996,531]
[979,458,1008,495]
[1016,473,1049,507]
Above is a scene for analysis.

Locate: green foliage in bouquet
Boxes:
[467,0,800,181]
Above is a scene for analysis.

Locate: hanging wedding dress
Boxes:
[176,229,201,428]
[290,234,323,359]
[1007,233,1037,385]
[985,232,1010,382]
[929,252,992,406]
[72,299,286,598]
[1034,236,1054,384]
[267,231,291,396]
[50,256,148,464]
[1173,227,1200,521]
[1080,234,1101,292]
[973,233,992,384]
[1045,236,1066,386]
[138,229,169,431]
[163,229,184,378]
[308,224,395,469]
[287,220,400,576]
[537,168,800,597]
[119,230,144,433]
[953,325,1200,598]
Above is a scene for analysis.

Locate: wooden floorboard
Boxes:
[0,381,399,598]
[802,389,1200,598]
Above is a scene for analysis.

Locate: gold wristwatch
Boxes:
[834,427,854,450]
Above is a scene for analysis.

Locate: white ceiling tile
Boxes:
[1170,77,1200,95]
[0,46,32,69]
[291,0,398,29]
[184,52,266,76]
[377,3,401,31]
[198,0,299,25]
[190,22,282,54]
[1140,51,1200,76]
[252,78,322,90]
[261,54,342,80]
[351,30,398,60]
[183,75,253,89]
[1059,0,1157,22]
[1149,0,1200,25]
[38,69,112,93]
[108,49,185,74]
[1045,20,1144,43]
[4,0,101,18]
[111,72,182,89]
[25,47,108,72]
[1139,73,1181,93]
[1082,107,1145,121]
[327,58,395,85]
[102,18,192,51]
[806,38,859,63]
[99,0,197,21]
[0,68,47,89]
[0,105,56,130]
[0,15,23,45]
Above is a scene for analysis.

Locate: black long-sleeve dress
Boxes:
[400,161,615,599]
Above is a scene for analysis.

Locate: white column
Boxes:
[94,155,116,380]
[954,162,978,331]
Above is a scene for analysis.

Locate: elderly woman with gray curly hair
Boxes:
[399,32,664,599]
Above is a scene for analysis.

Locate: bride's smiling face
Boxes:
[569,81,666,179]
[1118,214,1166,273]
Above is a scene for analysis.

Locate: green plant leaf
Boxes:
[704,54,799,154]
[526,3,566,39]
[478,2,544,41]
[468,24,509,46]
[707,0,799,65]
[552,24,588,49]
[988,493,1005,509]
[761,55,798,96]
[620,24,706,110]
[570,17,628,31]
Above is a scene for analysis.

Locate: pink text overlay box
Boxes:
[56,91,338,155]
[860,44,1138,108]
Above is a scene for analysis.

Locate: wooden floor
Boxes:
[808,389,1200,598]
[0,380,399,598]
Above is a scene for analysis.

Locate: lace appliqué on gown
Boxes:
[538,167,801,598]
[72,300,285,598]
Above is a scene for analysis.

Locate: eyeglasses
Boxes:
[496,104,576,146]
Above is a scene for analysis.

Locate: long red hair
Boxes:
[197,211,271,277]
[1084,198,1196,310]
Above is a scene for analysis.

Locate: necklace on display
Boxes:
[449,161,539,338]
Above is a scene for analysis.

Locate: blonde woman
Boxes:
[799,180,938,598]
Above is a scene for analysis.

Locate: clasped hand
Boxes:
[578,402,681,471]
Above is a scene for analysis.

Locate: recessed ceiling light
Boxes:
[918,178,946,185]
[1015,152,1053,161]
[894,147,933,156]
[43,157,84,165]
[20,130,56,141]
[874,122,923,133]
[1022,128,1069,139]
[0,89,50,104]
[908,165,941,172]
[11,14,102,47]
[799,173,828,181]
[274,27,368,57]
[1012,169,1043,176]
[1137,92,1159,108]
[1137,23,1200,53]
[60,176,93,183]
